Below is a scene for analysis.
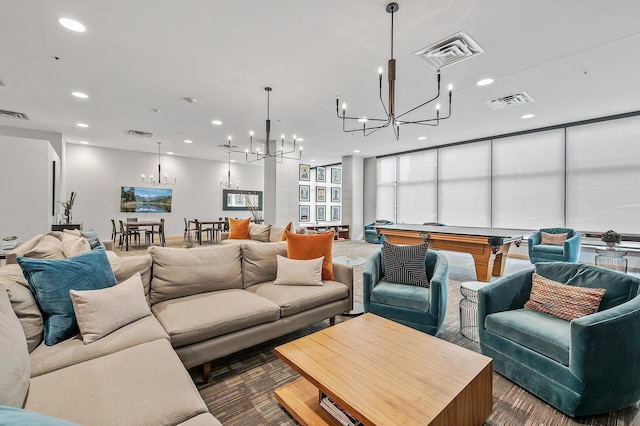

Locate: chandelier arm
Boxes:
[395,72,442,120]
[409,102,452,125]
[342,117,392,134]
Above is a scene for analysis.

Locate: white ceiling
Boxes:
[1,1,639,166]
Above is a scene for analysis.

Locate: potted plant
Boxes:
[601,229,621,248]
[60,191,77,225]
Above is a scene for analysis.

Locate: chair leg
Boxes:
[203,361,211,383]
[330,316,336,326]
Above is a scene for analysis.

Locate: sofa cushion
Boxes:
[108,254,152,303]
[23,234,65,260]
[535,262,638,310]
[485,308,571,366]
[149,245,243,305]
[17,247,117,346]
[540,231,568,246]
[60,232,91,258]
[29,315,168,377]
[25,339,210,426]
[152,289,280,347]
[0,264,43,352]
[246,280,348,317]
[274,255,323,286]
[249,223,271,242]
[525,273,605,321]
[285,230,335,280]
[71,273,152,344]
[0,290,30,408]
[0,407,79,425]
[370,281,431,312]
[228,217,251,239]
[382,241,430,287]
[241,242,287,288]
[269,223,291,242]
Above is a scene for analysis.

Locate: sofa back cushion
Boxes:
[149,245,243,305]
[0,289,30,408]
[242,242,287,288]
[249,224,271,242]
[22,233,65,260]
[0,264,43,352]
[108,254,152,304]
[269,223,292,242]
[535,262,640,311]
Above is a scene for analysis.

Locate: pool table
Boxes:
[375,224,524,282]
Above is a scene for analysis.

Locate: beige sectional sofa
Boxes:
[220,223,316,244]
[1,233,353,424]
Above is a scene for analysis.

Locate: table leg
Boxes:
[197,224,202,245]
[471,254,492,282]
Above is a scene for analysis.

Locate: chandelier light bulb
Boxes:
[448,84,453,91]
[436,103,441,110]
[342,102,347,111]
[378,66,383,74]
[359,117,368,123]
[250,131,254,136]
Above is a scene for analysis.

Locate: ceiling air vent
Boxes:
[126,129,153,138]
[413,31,484,69]
[0,109,29,120]
[484,92,535,110]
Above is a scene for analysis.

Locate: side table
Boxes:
[460,281,491,342]
[595,248,628,273]
[333,256,368,316]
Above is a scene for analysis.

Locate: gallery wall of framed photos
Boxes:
[298,163,341,224]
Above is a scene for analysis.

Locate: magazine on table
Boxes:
[319,393,362,426]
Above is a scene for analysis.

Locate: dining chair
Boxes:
[111,219,123,247]
[127,217,144,246]
[195,219,214,245]
[146,218,166,247]
[119,219,140,249]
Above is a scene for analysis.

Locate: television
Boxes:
[120,186,172,213]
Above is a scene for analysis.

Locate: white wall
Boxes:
[363,157,378,225]
[342,156,364,240]
[65,144,263,239]
[0,135,58,241]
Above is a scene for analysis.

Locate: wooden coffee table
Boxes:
[274,313,492,425]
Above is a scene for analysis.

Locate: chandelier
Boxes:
[336,2,453,140]
[141,141,176,186]
[242,87,302,163]
[218,140,239,189]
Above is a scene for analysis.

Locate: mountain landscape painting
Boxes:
[120,186,172,213]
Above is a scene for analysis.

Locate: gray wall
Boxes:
[363,156,378,226]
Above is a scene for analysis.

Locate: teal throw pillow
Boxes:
[17,247,117,346]
[0,406,80,425]
[382,241,430,287]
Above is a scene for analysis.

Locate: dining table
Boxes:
[125,221,164,251]
[188,220,227,244]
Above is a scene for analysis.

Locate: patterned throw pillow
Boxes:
[382,241,430,287]
[525,273,605,321]
[540,231,568,246]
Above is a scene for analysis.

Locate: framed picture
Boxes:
[331,206,341,222]
[121,186,173,213]
[299,205,310,222]
[316,205,326,221]
[316,166,326,182]
[299,185,310,202]
[316,186,326,202]
[299,164,310,181]
[222,189,263,211]
[331,187,341,203]
[331,167,341,184]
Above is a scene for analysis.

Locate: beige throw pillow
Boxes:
[273,255,323,286]
[70,273,151,344]
[61,232,91,258]
[540,231,568,246]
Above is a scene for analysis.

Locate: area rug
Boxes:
[122,239,639,425]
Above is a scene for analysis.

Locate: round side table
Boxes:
[460,281,491,342]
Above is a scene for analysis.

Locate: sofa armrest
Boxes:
[220,232,229,241]
[478,268,534,331]
[332,262,354,311]
[102,240,114,251]
[362,251,382,309]
[570,295,640,385]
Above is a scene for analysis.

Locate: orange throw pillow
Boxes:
[285,230,335,280]
[228,218,251,239]
[279,222,292,241]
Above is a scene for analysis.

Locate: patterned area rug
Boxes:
[120,238,640,425]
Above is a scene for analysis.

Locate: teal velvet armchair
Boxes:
[364,219,393,244]
[528,227,582,264]
[363,249,448,335]
[478,262,640,417]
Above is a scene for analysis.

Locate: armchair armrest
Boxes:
[570,295,640,385]
[362,251,382,309]
[563,232,582,261]
[527,232,541,257]
[478,268,534,331]
[428,252,448,330]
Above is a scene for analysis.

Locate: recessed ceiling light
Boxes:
[310,159,316,162]
[354,150,360,153]
[418,136,427,140]
[230,160,236,163]
[79,141,89,145]
[184,139,192,144]
[72,92,88,99]
[476,78,494,86]
[76,123,89,128]
[521,114,535,119]
[58,18,85,32]
[166,152,174,155]
[211,120,222,126]
[297,138,304,142]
